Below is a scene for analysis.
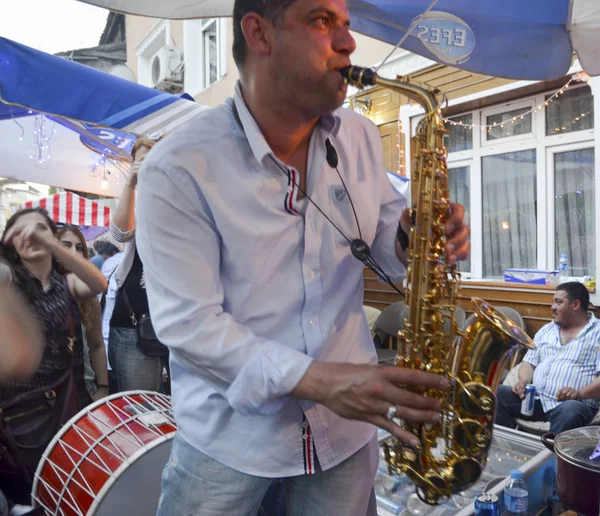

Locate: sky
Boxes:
[1,0,109,54]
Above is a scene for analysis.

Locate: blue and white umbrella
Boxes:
[78,0,600,80]
[0,37,206,195]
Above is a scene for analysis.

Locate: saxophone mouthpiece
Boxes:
[340,66,377,88]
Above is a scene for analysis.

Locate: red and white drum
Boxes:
[32,391,176,516]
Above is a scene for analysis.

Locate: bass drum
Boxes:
[31,391,176,516]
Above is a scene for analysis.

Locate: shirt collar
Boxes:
[233,82,341,166]
[553,312,599,336]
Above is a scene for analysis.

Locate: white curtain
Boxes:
[554,148,595,276]
[448,166,471,272]
[482,150,537,278]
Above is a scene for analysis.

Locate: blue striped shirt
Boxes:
[524,314,600,411]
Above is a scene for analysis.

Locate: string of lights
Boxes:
[30,114,56,168]
[442,78,574,130]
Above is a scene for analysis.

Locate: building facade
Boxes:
[125,16,395,105]
[124,16,599,307]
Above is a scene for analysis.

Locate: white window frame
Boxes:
[184,18,228,96]
[480,98,537,148]
[546,140,595,270]
[440,85,595,280]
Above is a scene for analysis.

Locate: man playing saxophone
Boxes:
[135,0,470,514]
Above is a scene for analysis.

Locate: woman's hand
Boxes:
[3,219,56,251]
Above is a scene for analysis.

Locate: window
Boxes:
[482,151,537,278]
[439,82,595,280]
[444,115,473,152]
[546,85,594,136]
[202,20,219,88]
[554,148,595,276]
[184,19,228,95]
[448,165,471,273]
[486,107,532,141]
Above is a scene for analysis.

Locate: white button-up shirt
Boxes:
[135,84,406,477]
[524,314,600,412]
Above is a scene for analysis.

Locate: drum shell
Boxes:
[32,391,176,516]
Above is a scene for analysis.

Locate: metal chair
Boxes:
[372,301,409,350]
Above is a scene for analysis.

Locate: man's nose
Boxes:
[333,25,356,55]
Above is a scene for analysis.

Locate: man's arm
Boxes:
[578,377,600,399]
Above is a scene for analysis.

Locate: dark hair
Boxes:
[99,242,119,257]
[557,281,590,311]
[93,240,106,252]
[232,0,298,69]
[1,208,62,302]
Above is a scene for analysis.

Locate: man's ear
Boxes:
[241,13,273,59]
[572,299,581,311]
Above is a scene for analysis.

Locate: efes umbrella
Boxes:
[76,0,600,80]
[0,36,207,195]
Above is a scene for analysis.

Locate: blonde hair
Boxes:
[131,135,165,162]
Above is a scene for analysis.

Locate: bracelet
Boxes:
[96,384,109,389]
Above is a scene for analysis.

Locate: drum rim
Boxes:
[31,390,174,513]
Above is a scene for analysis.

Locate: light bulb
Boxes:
[101,179,109,190]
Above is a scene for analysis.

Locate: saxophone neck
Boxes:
[340,66,440,117]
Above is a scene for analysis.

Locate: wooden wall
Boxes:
[364,269,598,338]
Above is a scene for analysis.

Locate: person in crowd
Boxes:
[101,250,124,394]
[90,241,119,270]
[0,208,107,504]
[57,224,109,401]
[496,282,600,433]
[90,240,107,269]
[108,136,165,392]
[135,1,470,514]
[0,284,42,381]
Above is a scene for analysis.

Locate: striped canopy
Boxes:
[23,192,111,227]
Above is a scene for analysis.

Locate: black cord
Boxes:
[332,165,363,242]
[267,153,405,299]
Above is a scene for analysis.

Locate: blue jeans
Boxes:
[495,384,598,433]
[108,327,162,392]
[157,432,379,516]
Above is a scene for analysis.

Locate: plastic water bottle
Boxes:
[504,469,528,515]
[558,253,569,278]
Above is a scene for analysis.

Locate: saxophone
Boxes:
[341,66,535,504]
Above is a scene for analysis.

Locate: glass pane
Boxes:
[486,107,532,141]
[444,114,473,153]
[546,85,594,136]
[482,150,537,278]
[203,21,218,87]
[554,148,595,277]
[448,166,471,273]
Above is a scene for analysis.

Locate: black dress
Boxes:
[0,268,92,409]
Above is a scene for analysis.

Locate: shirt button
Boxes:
[302,421,309,429]
[307,270,315,279]
[308,320,315,329]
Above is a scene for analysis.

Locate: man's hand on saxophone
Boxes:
[396,202,471,266]
[291,362,449,447]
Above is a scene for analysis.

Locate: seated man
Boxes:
[496,282,600,433]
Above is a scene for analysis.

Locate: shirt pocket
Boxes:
[328,183,377,246]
